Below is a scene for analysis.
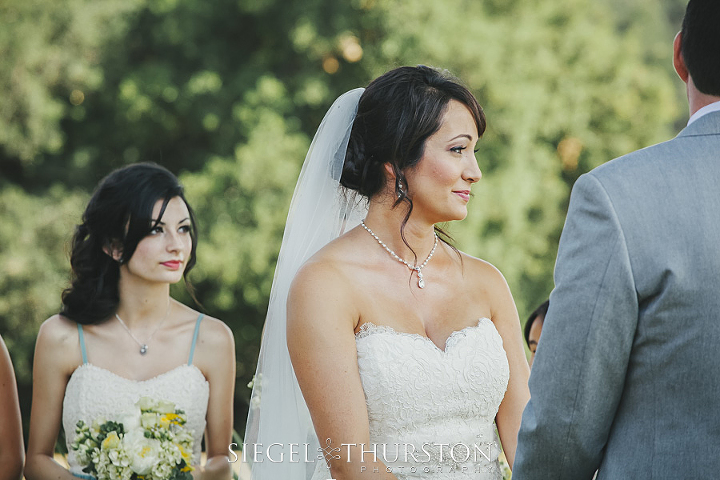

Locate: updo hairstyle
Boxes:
[341,65,486,201]
[61,163,198,324]
[341,65,486,262]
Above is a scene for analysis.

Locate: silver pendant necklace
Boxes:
[114,303,171,355]
[361,220,438,289]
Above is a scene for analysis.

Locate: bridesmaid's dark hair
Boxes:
[61,163,198,324]
[341,65,486,260]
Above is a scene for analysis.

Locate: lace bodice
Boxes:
[312,317,509,480]
[63,319,209,476]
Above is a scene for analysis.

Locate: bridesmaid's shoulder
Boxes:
[175,303,234,350]
[199,316,234,349]
[38,314,81,345]
[36,314,84,370]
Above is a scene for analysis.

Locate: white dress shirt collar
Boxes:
[687,100,720,126]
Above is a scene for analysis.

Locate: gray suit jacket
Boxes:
[514,111,720,479]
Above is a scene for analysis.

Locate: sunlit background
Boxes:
[0,0,689,447]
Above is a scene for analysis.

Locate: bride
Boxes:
[246,65,530,480]
[25,163,235,479]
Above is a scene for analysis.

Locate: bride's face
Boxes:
[404,99,482,223]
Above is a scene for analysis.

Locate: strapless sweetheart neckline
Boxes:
[355,317,492,353]
[69,362,208,385]
[312,316,508,479]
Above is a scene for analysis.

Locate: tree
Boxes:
[0,0,685,438]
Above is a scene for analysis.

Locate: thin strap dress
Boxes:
[63,314,210,478]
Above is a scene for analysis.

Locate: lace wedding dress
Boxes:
[63,316,209,478]
[311,317,509,480]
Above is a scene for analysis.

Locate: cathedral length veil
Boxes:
[245,88,367,480]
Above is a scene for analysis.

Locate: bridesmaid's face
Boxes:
[122,196,193,285]
[404,100,482,223]
[528,315,544,367]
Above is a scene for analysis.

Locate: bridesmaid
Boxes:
[25,163,235,480]
[0,333,24,480]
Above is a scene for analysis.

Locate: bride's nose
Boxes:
[463,158,482,183]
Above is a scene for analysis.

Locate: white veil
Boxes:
[244,88,367,479]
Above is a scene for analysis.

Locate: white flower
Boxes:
[156,399,177,414]
[140,412,158,429]
[120,409,141,431]
[152,461,173,478]
[136,396,158,411]
[122,429,162,475]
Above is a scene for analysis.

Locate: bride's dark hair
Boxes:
[341,65,486,258]
[61,163,198,325]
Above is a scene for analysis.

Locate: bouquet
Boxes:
[71,396,194,480]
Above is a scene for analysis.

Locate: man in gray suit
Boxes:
[513,1,720,478]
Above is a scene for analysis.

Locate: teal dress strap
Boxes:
[77,323,88,364]
[188,314,205,365]
[73,473,95,479]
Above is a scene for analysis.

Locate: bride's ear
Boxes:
[103,240,124,263]
[383,162,396,181]
[381,162,403,199]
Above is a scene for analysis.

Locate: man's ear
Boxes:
[103,240,123,262]
[673,31,689,83]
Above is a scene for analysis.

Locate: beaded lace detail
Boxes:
[63,363,209,474]
[312,317,509,479]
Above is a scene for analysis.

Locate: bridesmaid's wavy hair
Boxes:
[341,65,486,260]
[61,163,198,324]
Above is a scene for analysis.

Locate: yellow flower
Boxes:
[101,431,121,449]
[159,414,171,429]
[179,444,192,462]
[166,413,183,424]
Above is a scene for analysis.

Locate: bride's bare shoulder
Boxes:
[288,229,365,313]
[294,228,365,280]
[456,251,512,294]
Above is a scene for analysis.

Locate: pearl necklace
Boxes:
[361,220,438,289]
[114,304,170,355]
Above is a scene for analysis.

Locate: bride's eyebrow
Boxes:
[447,134,473,142]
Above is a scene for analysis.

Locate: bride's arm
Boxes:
[481,263,531,469]
[25,316,83,480]
[194,318,236,480]
[287,261,398,480]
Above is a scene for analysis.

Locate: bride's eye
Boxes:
[450,146,467,154]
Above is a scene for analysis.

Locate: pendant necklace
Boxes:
[115,303,171,355]
[361,220,438,289]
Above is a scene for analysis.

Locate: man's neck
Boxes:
[687,76,720,118]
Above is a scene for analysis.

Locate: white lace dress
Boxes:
[63,317,210,478]
[311,317,509,480]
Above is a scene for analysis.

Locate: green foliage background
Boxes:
[0,0,688,439]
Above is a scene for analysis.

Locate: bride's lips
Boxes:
[161,260,183,270]
[453,190,471,202]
